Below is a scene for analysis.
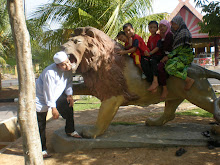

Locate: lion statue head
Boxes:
[61,27,138,101]
[62,26,122,73]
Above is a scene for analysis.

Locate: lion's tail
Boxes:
[205,67,220,122]
[204,68,220,80]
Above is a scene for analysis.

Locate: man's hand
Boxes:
[67,95,74,107]
[52,107,59,119]
[160,56,169,63]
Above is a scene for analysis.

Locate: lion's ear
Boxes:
[74,27,85,36]
[86,29,95,38]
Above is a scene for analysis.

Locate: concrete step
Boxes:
[52,123,220,153]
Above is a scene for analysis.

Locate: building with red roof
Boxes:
[168,0,220,66]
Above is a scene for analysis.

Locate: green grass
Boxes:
[176,108,213,118]
[74,96,101,111]
[73,96,214,119]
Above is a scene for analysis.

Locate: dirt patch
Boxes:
[1,104,220,165]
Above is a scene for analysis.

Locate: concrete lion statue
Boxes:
[61,26,220,138]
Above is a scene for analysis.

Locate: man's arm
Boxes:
[43,72,59,119]
[43,72,56,108]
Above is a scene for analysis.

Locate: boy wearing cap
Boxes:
[36,51,81,158]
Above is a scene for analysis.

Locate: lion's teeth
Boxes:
[71,62,77,70]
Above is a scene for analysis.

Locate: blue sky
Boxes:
[25,0,203,17]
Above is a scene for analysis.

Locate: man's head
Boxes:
[116,31,128,43]
[123,23,135,38]
[148,21,158,35]
[53,51,72,71]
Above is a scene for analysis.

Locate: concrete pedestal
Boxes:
[52,123,219,153]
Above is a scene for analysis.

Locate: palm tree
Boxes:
[26,20,58,70]
[0,0,9,66]
[30,0,166,39]
[0,0,16,66]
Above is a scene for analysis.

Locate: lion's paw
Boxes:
[145,117,163,126]
[82,127,98,139]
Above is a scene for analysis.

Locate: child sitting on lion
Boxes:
[117,23,150,79]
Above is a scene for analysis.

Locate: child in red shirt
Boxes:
[118,23,150,78]
[142,21,162,92]
[146,21,161,56]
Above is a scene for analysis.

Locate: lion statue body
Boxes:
[62,27,220,138]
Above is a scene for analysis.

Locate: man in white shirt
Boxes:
[36,51,81,158]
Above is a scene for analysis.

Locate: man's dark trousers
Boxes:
[37,93,75,151]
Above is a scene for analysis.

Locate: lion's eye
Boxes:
[74,39,82,44]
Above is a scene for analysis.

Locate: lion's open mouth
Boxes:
[68,53,77,63]
[68,53,78,70]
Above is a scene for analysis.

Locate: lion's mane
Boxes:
[74,27,138,102]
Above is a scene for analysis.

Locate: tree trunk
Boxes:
[7,0,44,164]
